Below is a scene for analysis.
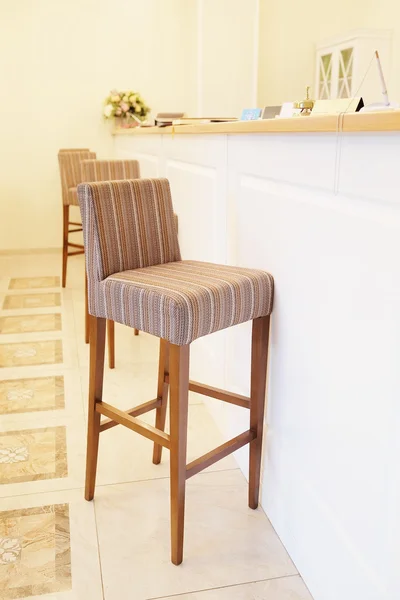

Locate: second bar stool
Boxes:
[78,178,274,565]
[58,149,96,287]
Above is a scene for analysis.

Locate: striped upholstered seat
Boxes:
[101,262,272,345]
[78,178,273,346]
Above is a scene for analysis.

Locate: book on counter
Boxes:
[155,113,238,127]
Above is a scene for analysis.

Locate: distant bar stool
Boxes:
[78,178,274,565]
[58,149,96,287]
[81,159,141,366]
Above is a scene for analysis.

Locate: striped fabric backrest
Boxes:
[81,159,140,183]
[58,151,96,205]
[78,178,181,281]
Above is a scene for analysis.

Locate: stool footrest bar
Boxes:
[99,398,161,432]
[68,242,84,249]
[164,376,250,409]
[69,221,82,226]
[67,250,85,256]
[68,228,83,234]
[96,401,170,448]
[186,429,256,479]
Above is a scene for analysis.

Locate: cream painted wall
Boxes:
[257,0,400,107]
[0,0,197,251]
[197,0,259,117]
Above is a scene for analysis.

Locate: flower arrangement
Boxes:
[103,90,150,125]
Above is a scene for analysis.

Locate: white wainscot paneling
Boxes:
[228,133,338,190]
[114,133,163,177]
[338,132,400,205]
[163,136,227,264]
[230,172,400,600]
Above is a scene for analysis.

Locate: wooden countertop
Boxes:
[113,110,400,135]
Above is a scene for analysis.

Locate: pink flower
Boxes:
[120,102,129,113]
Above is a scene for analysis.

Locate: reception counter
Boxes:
[114,112,399,600]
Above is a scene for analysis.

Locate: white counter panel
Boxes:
[114,129,400,600]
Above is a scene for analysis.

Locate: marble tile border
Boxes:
[8,277,61,290]
[0,340,63,368]
[0,487,103,600]
[0,503,71,599]
[0,375,65,415]
[0,426,67,484]
[2,293,61,310]
[0,313,62,335]
[0,416,85,498]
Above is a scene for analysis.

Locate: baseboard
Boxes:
[0,247,61,256]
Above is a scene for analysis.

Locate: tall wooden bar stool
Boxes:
[78,178,274,565]
[80,159,141,367]
[58,149,96,287]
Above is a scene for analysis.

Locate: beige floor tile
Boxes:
[0,340,63,368]
[0,252,313,600]
[95,470,297,600]
[0,488,103,600]
[156,576,313,600]
[0,313,62,335]
[2,292,61,310]
[0,416,86,498]
[95,402,237,486]
[8,276,61,290]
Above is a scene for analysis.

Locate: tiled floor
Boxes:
[0,251,313,600]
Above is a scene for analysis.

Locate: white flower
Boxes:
[0,447,29,464]
[111,94,120,103]
[103,104,113,118]
[13,347,36,358]
[122,95,129,102]
[129,95,136,103]
[0,538,22,564]
[7,389,34,401]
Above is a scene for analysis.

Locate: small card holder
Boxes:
[241,108,262,121]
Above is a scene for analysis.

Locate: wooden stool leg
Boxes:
[107,320,115,369]
[85,316,106,501]
[134,329,139,336]
[169,343,190,565]
[85,272,90,344]
[62,205,69,288]
[153,340,169,464]
[249,315,270,510]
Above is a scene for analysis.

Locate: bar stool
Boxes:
[78,178,274,565]
[58,149,96,287]
[80,159,142,367]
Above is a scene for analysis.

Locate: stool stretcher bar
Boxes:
[186,429,256,479]
[99,398,161,432]
[96,401,171,448]
[164,376,251,409]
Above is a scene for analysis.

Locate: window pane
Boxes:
[322,53,332,73]
[341,48,353,75]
